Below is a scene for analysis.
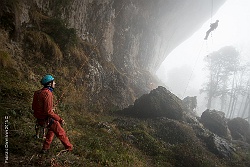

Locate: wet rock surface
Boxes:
[205,134,236,158]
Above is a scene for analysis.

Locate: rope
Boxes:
[54,1,129,107]
[54,35,106,107]
[182,41,205,99]
[210,0,214,23]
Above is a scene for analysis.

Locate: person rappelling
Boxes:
[204,20,219,40]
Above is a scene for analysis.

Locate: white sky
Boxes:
[156,0,250,113]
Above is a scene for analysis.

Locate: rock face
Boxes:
[118,87,238,159]
[0,0,226,109]
[228,117,250,143]
[182,96,197,114]
[28,0,225,73]
[119,86,184,119]
[200,109,231,140]
[205,134,235,158]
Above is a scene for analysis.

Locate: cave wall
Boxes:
[60,0,225,73]
[11,0,226,109]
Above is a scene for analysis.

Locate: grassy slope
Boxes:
[0,27,150,166]
[0,67,148,166]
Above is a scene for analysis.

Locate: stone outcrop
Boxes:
[117,89,238,159]
[182,96,197,116]
[205,134,235,158]
[228,117,250,143]
[200,109,231,140]
[119,86,184,119]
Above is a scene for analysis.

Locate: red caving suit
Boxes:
[32,87,73,151]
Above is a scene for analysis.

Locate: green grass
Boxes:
[0,67,146,166]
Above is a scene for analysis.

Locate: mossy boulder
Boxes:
[228,117,250,143]
[205,134,235,158]
[119,86,184,120]
[200,109,231,140]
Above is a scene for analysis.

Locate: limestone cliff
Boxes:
[0,0,225,110]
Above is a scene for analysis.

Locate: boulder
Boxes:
[228,117,250,144]
[182,96,197,113]
[119,86,184,120]
[200,109,231,140]
[205,134,235,158]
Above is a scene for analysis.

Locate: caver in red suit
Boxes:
[32,75,73,152]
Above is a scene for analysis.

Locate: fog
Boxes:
[156,0,250,116]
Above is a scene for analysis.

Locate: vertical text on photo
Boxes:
[5,116,9,164]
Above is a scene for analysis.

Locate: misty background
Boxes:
[156,0,250,116]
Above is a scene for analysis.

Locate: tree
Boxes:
[201,46,240,110]
[227,65,249,118]
[240,69,250,120]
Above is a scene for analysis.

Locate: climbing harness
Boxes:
[34,118,54,139]
[35,122,46,139]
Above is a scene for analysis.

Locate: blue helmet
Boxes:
[41,74,54,85]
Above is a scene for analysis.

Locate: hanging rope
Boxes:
[54,1,130,107]
[210,0,216,41]
[182,40,205,99]
[204,0,216,54]
[210,0,214,23]
[182,0,217,100]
